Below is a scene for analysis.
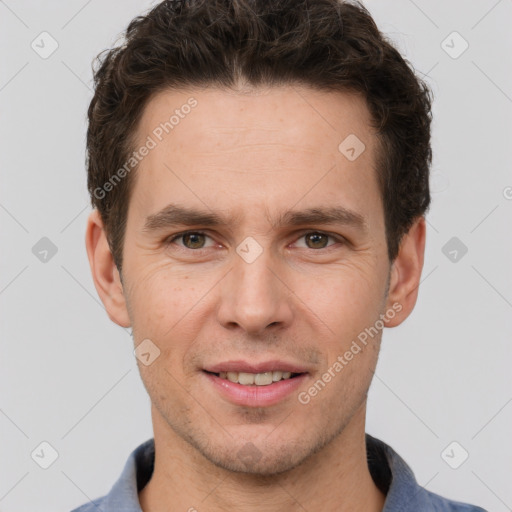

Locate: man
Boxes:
[72,0,486,510]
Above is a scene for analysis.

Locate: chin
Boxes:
[207,446,307,476]
[194,430,329,477]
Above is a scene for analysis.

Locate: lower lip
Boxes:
[203,371,308,407]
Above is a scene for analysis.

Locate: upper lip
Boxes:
[203,360,310,374]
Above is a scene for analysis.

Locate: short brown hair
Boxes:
[87,0,432,273]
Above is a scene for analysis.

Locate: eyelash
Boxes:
[166,230,345,252]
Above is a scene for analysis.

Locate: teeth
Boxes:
[216,370,297,386]
[254,372,273,385]
[238,372,255,385]
[272,370,283,382]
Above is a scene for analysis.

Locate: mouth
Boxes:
[203,370,304,386]
[201,362,310,407]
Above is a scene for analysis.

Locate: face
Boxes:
[114,86,394,474]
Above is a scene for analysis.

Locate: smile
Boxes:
[208,370,302,386]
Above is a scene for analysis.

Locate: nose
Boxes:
[216,247,294,335]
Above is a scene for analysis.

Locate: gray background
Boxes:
[1,1,511,511]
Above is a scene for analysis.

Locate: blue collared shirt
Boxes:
[70,434,487,511]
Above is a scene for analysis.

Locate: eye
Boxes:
[167,231,215,250]
[294,231,342,250]
[165,230,344,253]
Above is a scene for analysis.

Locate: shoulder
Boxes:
[422,488,488,511]
[365,433,488,512]
[69,496,106,512]
[68,437,154,512]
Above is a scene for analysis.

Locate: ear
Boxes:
[384,216,426,327]
[85,209,131,328]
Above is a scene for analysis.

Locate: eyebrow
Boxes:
[143,204,368,234]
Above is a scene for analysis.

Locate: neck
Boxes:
[139,404,386,512]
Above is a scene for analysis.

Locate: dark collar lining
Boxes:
[135,439,155,493]
[366,433,393,496]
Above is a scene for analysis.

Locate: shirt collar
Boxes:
[97,434,447,511]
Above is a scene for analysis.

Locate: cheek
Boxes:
[295,261,382,335]
[126,264,204,347]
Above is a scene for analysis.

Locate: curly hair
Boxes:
[87,0,433,273]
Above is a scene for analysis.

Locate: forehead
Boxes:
[130,85,382,229]
[136,85,374,152]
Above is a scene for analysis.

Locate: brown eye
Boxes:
[304,232,330,249]
[181,232,207,249]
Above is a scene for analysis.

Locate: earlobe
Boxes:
[85,209,131,328]
[384,216,426,328]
